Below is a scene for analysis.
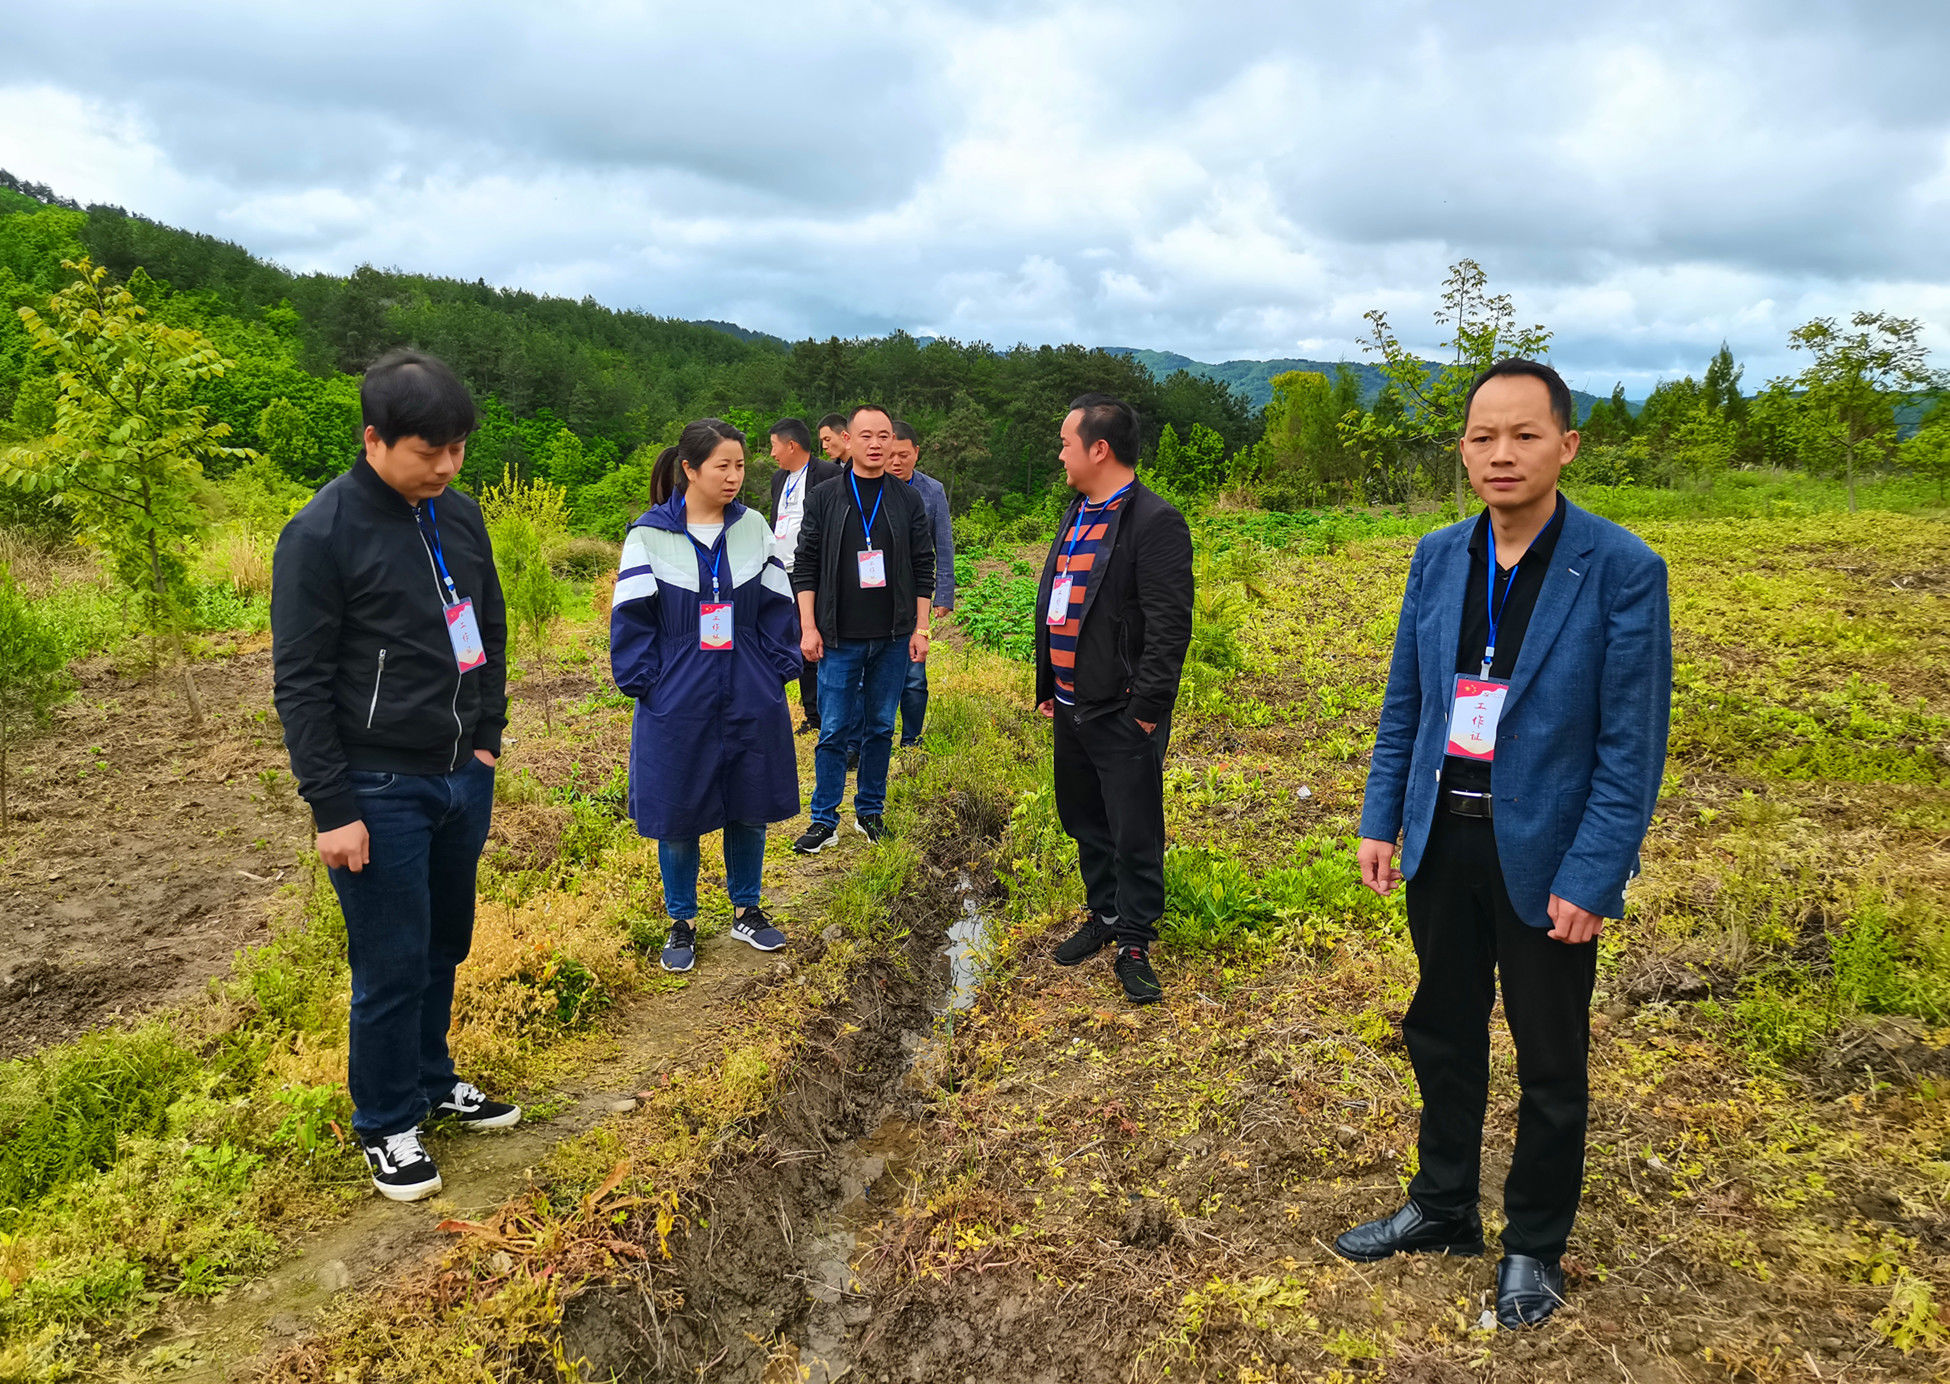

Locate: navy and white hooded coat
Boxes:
[610,495,803,840]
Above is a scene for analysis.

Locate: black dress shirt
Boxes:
[1444,494,1566,794]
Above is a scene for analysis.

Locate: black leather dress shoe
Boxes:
[1495,1255,1567,1328]
[1333,1202,1484,1263]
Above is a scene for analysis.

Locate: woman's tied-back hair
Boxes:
[646,446,683,507]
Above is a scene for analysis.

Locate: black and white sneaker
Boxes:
[661,919,697,973]
[793,822,839,854]
[362,1127,443,1201]
[731,906,788,952]
[432,1079,522,1131]
[854,814,885,843]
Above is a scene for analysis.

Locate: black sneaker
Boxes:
[855,814,885,843]
[1053,913,1116,966]
[432,1079,521,1131]
[731,906,788,951]
[1113,946,1163,1006]
[796,719,818,736]
[362,1127,442,1201]
[661,920,697,973]
[793,822,838,854]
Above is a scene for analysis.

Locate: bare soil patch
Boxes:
[0,638,305,1058]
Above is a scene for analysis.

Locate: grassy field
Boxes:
[1,477,1946,1381]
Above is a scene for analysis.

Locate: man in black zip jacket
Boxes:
[1035,394,1194,1005]
[271,350,521,1204]
[789,404,935,852]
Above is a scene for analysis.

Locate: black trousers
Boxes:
[798,660,821,727]
[1052,707,1169,947]
[1403,811,1598,1260]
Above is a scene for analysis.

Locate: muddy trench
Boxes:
[556,850,1122,1384]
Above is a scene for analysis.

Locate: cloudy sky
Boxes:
[2,0,1945,396]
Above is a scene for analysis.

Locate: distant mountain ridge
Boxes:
[1105,346,1612,421]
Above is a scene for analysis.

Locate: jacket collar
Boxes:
[349,455,420,515]
[642,492,748,535]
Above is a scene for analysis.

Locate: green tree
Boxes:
[1703,342,1745,421]
[0,563,71,832]
[1900,402,1950,501]
[0,259,248,721]
[1743,379,1803,471]
[1790,312,1940,512]
[1256,370,1362,503]
[1151,421,1229,496]
[922,393,995,512]
[1356,259,1552,516]
[1580,384,1633,447]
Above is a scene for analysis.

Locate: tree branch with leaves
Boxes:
[0,258,250,722]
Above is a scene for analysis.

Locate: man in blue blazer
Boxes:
[1335,359,1671,1329]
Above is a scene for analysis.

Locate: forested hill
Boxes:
[0,173,1256,532]
[1107,346,1612,420]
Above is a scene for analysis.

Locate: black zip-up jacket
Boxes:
[271,459,508,832]
[789,466,936,643]
[1034,479,1194,724]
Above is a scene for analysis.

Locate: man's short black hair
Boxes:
[769,417,812,454]
[361,350,476,447]
[1068,392,1139,468]
[891,419,919,446]
[1463,359,1575,434]
[816,412,848,433]
[848,403,892,428]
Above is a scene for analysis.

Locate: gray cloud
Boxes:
[2,0,1945,395]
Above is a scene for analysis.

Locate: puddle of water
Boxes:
[942,873,989,1012]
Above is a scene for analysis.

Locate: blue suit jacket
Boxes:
[1357,499,1672,927]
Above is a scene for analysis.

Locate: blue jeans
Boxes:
[329,758,496,1141]
[658,822,767,919]
[899,657,928,746]
[813,637,908,826]
[845,656,929,753]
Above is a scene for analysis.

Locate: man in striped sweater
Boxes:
[1033,394,1194,1004]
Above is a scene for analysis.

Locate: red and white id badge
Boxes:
[444,599,487,673]
[699,602,734,651]
[1046,573,1074,626]
[1445,675,1508,761]
[857,548,887,588]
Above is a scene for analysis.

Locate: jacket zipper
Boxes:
[366,649,388,728]
[414,512,466,770]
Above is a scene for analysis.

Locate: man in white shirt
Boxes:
[768,418,842,733]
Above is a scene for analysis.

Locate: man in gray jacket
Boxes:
[887,420,953,744]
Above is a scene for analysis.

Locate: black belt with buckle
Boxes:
[1442,789,1494,819]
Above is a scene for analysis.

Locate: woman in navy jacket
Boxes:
[610,420,803,972]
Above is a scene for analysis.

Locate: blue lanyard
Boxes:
[1061,481,1133,571]
[418,501,461,606]
[848,472,884,547]
[688,527,726,601]
[1481,505,1561,676]
[781,466,805,508]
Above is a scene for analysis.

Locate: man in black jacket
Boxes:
[1035,394,1194,1004]
[789,404,935,852]
[271,351,520,1204]
[767,417,843,733]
